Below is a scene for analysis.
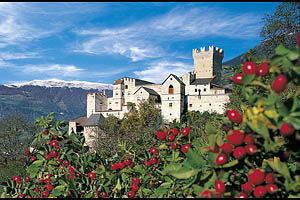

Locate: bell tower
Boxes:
[192,46,224,84]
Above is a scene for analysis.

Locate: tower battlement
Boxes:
[192,46,224,57]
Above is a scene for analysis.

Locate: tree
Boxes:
[0,113,38,164]
[260,2,300,54]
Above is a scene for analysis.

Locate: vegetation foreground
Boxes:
[1,39,300,198]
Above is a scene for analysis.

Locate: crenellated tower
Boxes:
[192,45,224,84]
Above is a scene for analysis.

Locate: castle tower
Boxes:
[87,92,107,118]
[192,46,224,84]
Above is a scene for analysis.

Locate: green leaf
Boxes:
[50,185,65,197]
[220,160,239,168]
[163,163,198,179]
[289,118,300,130]
[275,44,290,55]
[288,50,299,60]
[205,124,217,135]
[242,74,256,86]
[27,160,44,175]
[186,149,206,169]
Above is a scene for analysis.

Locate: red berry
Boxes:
[128,191,135,198]
[34,187,39,193]
[64,160,69,166]
[68,166,74,174]
[88,172,96,179]
[25,150,30,156]
[43,130,48,135]
[248,169,265,185]
[145,160,151,167]
[39,179,43,184]
[150,147,158,155]
[216,153,228,165]
[220,143,233,154]
[168,135,175,142]
[243,62,257,74]
[111,163,118,171]
[25,176,30,182]
[227,110,242,124]
[254,186,267,198]
[20,193,25,198]
[245,134,255,145]
[45,153,51,160]
[257,61,269,76]
[283,151,289,159]
[95,190,100,194]
[51,150,57,157]
[45,184,53,192]
[50,140,58,148]
[30,156,36,161]
[265,173,276,184]
[272,74,287,93]
[68,191,71,196]
[68,174,74,179]
[227,129,244,146]
[53,135,58,140]
[215,180,226,194]
[129,162,134,168]
[57,158,62,163]
[266,184,278,194]
[209,143,219,153]
[150,157,157,165]
[181,144,190,153]
[156,131,166,140]
[233,147,246,160]
[131,184,139,192]
[171,142,177,149]
[297,35,300,45]
[201,190,213,198]
[42,191,49,197]
[13,176,21,182]
[181,127,190,136]
[45,178,51,183]
[118,162,125,169]
[245,145,257,155]
[237,192,248,198]
[27,195,31,198]
[232,74,244,85]
[241,182,253,194]
[124,158,131,166]
[171,128,179,136]
[102,192,107,198]
[133,177,140,185]
[280,122,295,137]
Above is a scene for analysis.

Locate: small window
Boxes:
[169,103,172,107]
[141,91,142,94]
[125,85,128,89]
[116,102,118,104]
[209,103,211,106]
[170,113,172,116]
[204,88,206,92]
[195,89,197,92]
[189,104,192,107]
[116,93,118,95]
[109,102,111,104]
[128,92,131,95]
[170,78,173,80]
[168,85,174,94]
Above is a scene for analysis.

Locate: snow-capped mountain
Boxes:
[5,79,113,91]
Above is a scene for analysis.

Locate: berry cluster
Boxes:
[128,177,140,198]
[111,158,134,171]
[238,169,278,198]
[200,180,226,198]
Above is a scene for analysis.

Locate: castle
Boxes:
[69,46,230,146]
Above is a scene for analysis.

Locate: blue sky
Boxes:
[0,2,281,84]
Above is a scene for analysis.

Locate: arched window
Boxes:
[168,85,174,94]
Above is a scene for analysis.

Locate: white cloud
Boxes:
[134,60,193,83]
[22,64,84,77]
[0,52,41,60]
[73,6,262,62]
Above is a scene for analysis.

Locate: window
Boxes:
[141,91,142,94]
[128,92,131,95]
[169,103,172,107]
[189,104,192,107]
[109,101,111,104]
[168,85,174,94]
[209,103,211,106]
[170,113,172,116]
[204,88,206,92]
[116,93,118,95]
[170,78,173,80]
[195,89,197,92]
[125,85,128,89]
[116,102,118,104]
